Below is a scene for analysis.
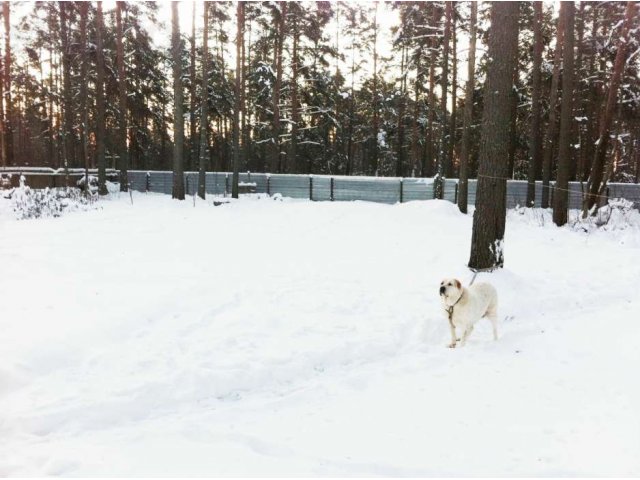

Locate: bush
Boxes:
[6,176,99,220]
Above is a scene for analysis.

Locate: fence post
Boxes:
[399,178,404,203]
[267,175,271,196]
[330,177,334,201]
[146,172,150,192]
[454,182,458,204]
[309,175,313,201]
[225,174,229,197]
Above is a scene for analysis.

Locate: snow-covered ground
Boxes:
[1,192,639,476]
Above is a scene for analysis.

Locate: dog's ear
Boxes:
[455,279,461,289]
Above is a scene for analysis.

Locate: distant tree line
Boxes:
[1,2,638,207]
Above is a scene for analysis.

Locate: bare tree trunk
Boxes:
[469,1,519,271]
[426,3,439,178]
[411,50,421,177]
[189,2,197,172]
[526,1,543,207]
[458,1,477,214]
[171,1,185,199]
[59,1,74,174]
[289,6,299,174]
[270,3,286,173]
[96,2,107,195]
[447,6,457,177]
[2,2,12,166]
[553,2,575,226]
[79,2,89,190]
[116,2,129,191]
[0,35,5,167]
[372,2,379,175]
[396,44,406,178]
[435,1,451,198]
[583,1,637,216]
[541,6,565,208]
[198,2,209,199]
[232,2,244,198]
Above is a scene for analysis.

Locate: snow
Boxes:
[1,193,639,476]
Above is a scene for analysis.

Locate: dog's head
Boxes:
[440,278,463,306]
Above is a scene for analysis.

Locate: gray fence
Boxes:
[128,171,640,209]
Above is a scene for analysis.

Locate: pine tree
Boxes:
[469,1,519,270]
[171,1,185,200]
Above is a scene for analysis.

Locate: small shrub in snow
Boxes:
[570,198,640,233]
[8,176,99,220]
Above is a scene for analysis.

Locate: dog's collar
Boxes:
[445,291,464,323]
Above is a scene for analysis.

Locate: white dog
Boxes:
[439,278,498,348]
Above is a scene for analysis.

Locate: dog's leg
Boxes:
[487,306,499,340]
[448,323,457,348]
[460,325,474,347]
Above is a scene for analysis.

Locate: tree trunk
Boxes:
[426,3,439,178]
[526,1,543,207]
[96,2,107,195]
[79,2,89,190]
[198,2,209,199]
[553,2,575,226]
[396,44,406,178]
[411,50,421,177]
[189,2,197,172]
[270,3,286,173]
[372,2,379,175]
[447,5,457,177]
[59,1,74,173]
[435,1,451,198]
[2,2,12,166]
[541,5,565,208]
[116,2,129,191]
[289,7,299,174]
[583,1,637,216]
[171,1,185,199]
[232,2,243,198]
[457,1,477,214]
[468,1,519,271]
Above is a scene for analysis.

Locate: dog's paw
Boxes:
[447,343,457,349]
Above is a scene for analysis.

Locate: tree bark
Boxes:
[553,2,575,226]
[59,1,74,173]
[447,5,457,177]
[79,2,89,190]
[96,2,107,195]
[289,5,299,174]
[583,1,637,216]
[232,2,243,198]
[171,1,185,199]
[116,1,129,191]
[270,3,286,173]
[458,1,477,214]
[435,2,451,198]
[468,1,519,271]
[541,5,565,208]
[189,2,197,172]
[526,1,543,207]
[372,2,379,175]
[2,2,12,166]
[198,2,209,199]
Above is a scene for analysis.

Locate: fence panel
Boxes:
[403,178,433,202]
[128,171,640,209]
[148,171,173,194]
[334,177,400,204]
[311,176,331,201]
[268,174,310,198]
[443,179,458,202]
[128,171,148,192]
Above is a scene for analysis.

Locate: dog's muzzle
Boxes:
[439,286,445,296]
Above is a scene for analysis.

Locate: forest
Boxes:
[0,2,639,208]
